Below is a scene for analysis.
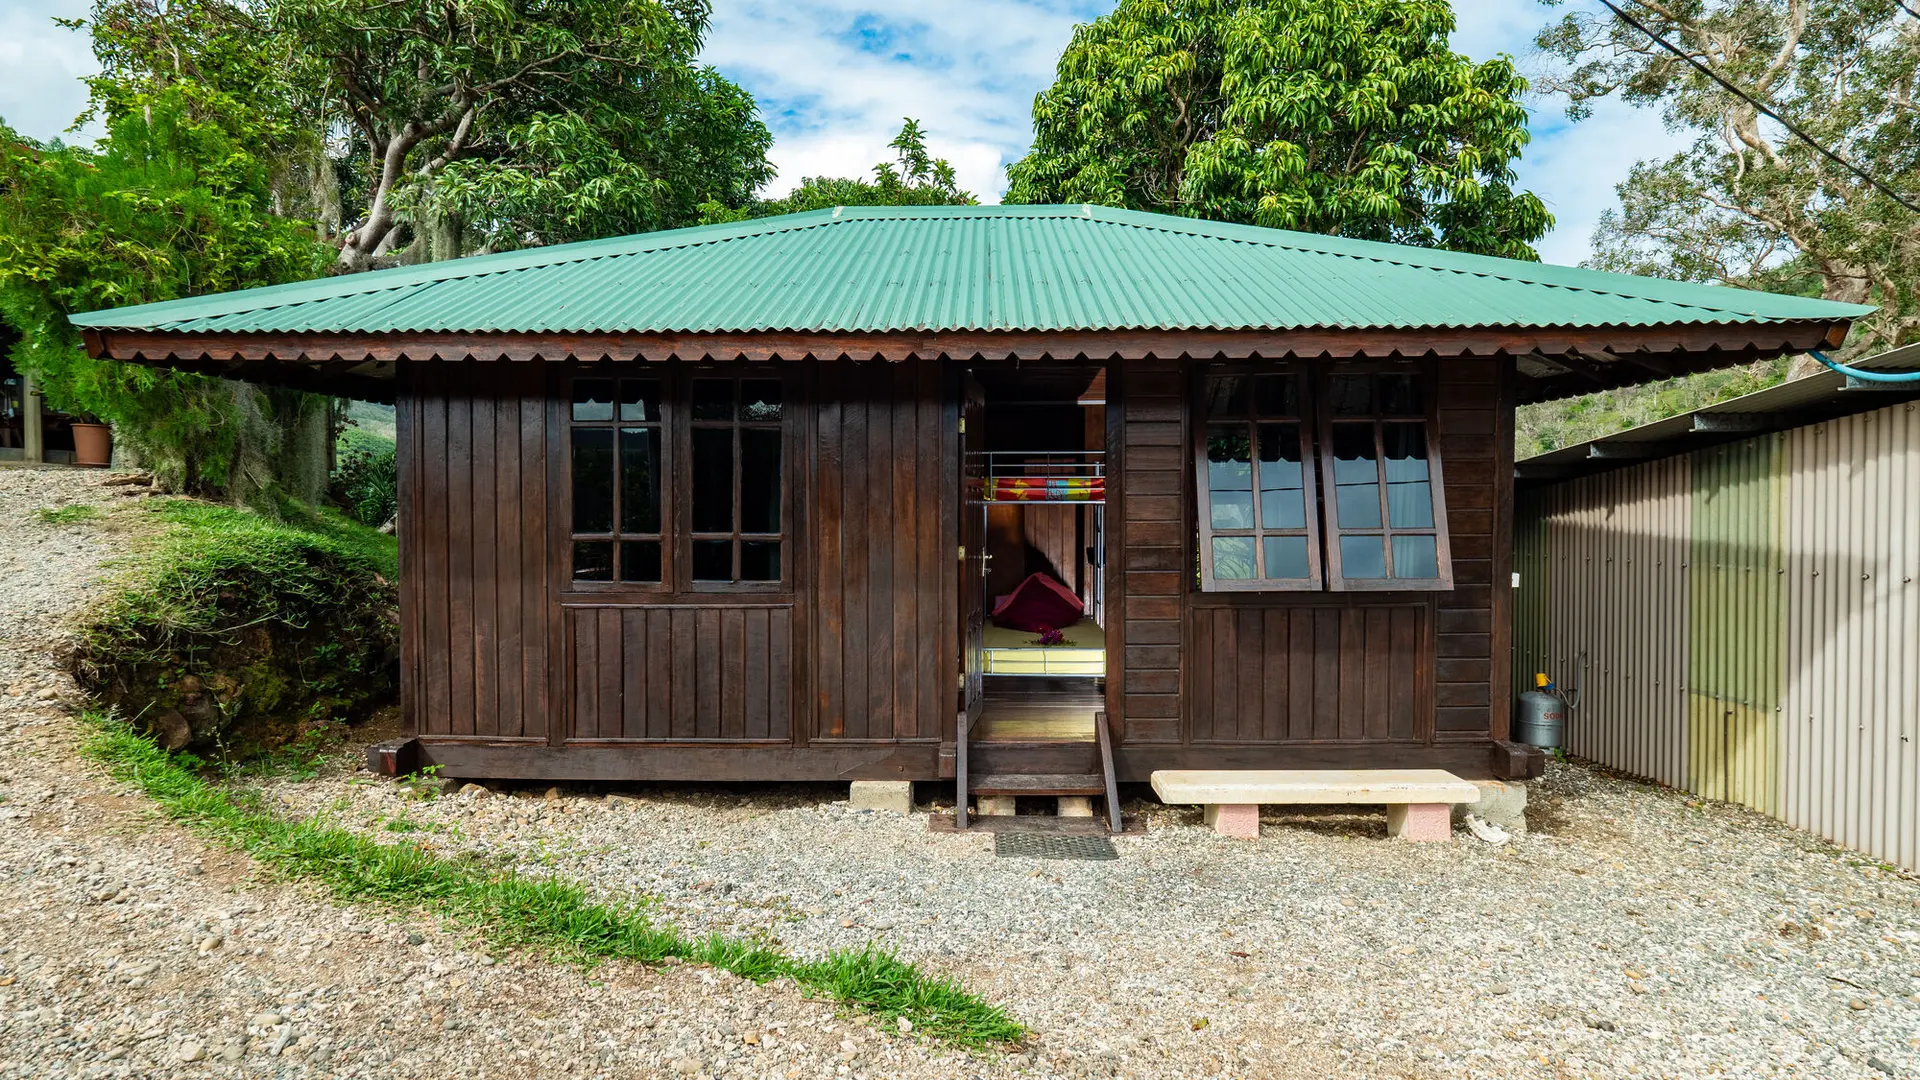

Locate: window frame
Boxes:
[1191,362,1325,592]
[565,370,672,591]
[1315,361,1454,592]
[680,368,792,593]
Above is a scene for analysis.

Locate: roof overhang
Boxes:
[81,319,1852,405]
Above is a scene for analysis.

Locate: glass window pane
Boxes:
[1379,373,1423,416]
[1252,374,1297,417]
[1339,536,1387,579]
[1327,374,1376,416]
[740,429,781,533]
[1203,376,1248,418]
[620,540,661,583]
[571,379,614,421]
[571,428,614,534]
[619,379,661,421]
[741,541,780,582]
[1330,423,1381,528]
[1382,422,1433,528]
[1206,424,1254,530]
[1262,535,1310,579]
[1212,536,1255,579]
[572,541,613,581]
[741,380,783,421]
[692,540,733,581]
[1391,535,1438,580]
[1256,423,1306,529]
[691,379,734,420]
[619,427,662,533]
[691,427,734,532]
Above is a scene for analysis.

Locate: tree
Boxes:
[0,84,333,499]
[79,0,775,269]
[1004,0,1551,258]
[1537,0,1919,358]
[701,118,975,223]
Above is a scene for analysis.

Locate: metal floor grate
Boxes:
[993,831,1119,860]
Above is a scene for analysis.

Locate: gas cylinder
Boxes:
[1516,673,1566,749]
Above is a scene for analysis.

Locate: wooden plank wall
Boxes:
[1111,358,1187,743]
[401,360,555,741]
[566,605,794,741]
[1434,357,1507,741]
[810,361,955,743]
[1021,504,1094,603]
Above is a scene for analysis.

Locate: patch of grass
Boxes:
[35,504,101,525]
[82,718,1025,1047]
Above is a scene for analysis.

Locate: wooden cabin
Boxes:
[70,205,1869,804]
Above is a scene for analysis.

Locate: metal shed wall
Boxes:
[1518,398,1920,871]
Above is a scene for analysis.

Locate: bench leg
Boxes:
[1204,803,1261,840]
[1386,803,1451,842]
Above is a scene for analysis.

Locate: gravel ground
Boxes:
[4,465,1920,1080]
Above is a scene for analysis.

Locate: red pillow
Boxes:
[990,572,1084,633]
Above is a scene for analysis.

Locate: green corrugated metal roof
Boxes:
[68,204,1874,335]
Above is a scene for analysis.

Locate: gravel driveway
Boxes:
[5,466,1919,1080]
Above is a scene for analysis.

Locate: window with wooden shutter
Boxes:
[1318,366,1452,590]
[1194,367,1323,591]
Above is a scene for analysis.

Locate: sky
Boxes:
[0,0,1695,267]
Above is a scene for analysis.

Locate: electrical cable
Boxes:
[1808,349,1920,383]
[1598,0,1920,214]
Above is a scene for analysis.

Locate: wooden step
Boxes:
[969,772,1106,796]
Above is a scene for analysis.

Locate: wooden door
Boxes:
[960,370,986,720]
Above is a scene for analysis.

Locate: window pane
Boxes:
[1391,535,1438,579]
[620,540,661,583]
[1212,536,1256,579]
[741,541,780,582]
[1330,423,1381,528]
[1205,424,1254,529]
[571,379,614,421]
[1256,423,1306,529]
[692,379,734,420]
[1382,422,1433,528]
[572,541,613,581]
[741,380,783,421]
[1379,373,1423,416]
[1339,536,1387,579]
[1252,374,1297,417]
[740,428,781,533]
[1327,374,1376,416]
[620,427,662,533]
[1203,375,1248,418]
[619,379,661,421]
[692,540,733,581]
[691,428,734,532]
[571,428,614,533]
[1262,535,1310,579]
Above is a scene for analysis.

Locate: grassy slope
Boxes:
[1516,358,1793,458]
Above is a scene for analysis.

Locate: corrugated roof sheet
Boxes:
[69,204,1874,335]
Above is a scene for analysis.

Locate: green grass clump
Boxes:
[82,718,1025,1047]
[35,504,101,525]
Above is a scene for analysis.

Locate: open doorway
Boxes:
[965,364,1107,743]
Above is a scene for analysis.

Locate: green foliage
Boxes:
[73,498,399,755]
[82,718,1027,1047]
[1516,357,1794,457]
[701,119,974,224]
[1537,0,1917,354]
[0,83,333,497]
[1005,0,1551,257]
[331,425,397,527]
[35,505,103,525]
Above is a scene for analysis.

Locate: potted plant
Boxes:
[69,414,112,467]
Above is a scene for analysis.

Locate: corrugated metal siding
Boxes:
[1511,487,1552,699]
[68,204,1872,335]
[1782,402,1920,871]
[1544,457,1692,788]
[1518,398,1920,871]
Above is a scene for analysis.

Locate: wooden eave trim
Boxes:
[82,320,1853,370]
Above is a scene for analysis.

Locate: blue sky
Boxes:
[0,0,1692,266]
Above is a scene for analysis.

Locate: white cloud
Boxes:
[0,0,102,145]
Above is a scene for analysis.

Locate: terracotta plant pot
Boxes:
[71,422,112,467]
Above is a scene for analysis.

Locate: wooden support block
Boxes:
[1204,803,1260,839]
[1386,803,1452,842]
[1057,796,1094,818]
[978,795,1016,817]
[366,738,420,777]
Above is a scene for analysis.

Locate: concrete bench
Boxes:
[1149,769,1481,842]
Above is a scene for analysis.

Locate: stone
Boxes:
[978,795,1016,817]
[544,787,561,802]
[147,710,191,752]
[670,1056,700,1074]
[1489,982,1512,995]
[251,1013,284,1029]
[847,781,913,815]
[1452,780,1528,834]
[896,1017,913,1034]
[176,1040,206,1063]
[1386,803,1452,842]
[1203,804,1260,840]
[1057,796,1094,818]
[219,1037,246,1061]
[406,931,425,946]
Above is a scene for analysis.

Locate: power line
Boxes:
[1597,0,1920,214]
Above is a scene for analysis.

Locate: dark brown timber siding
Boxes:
[1110,357,1188,744]
[1434,356,1508,741]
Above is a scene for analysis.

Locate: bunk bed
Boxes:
[967,451,1106,678]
